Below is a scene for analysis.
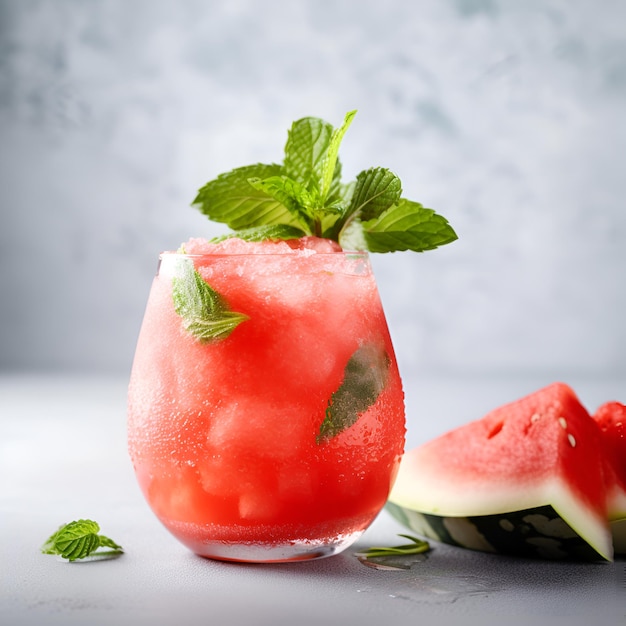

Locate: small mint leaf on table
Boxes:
[41,520,124,562]
[172,259,248,343]
[356,534,431,559]
[317,343,390,443]
[97,535,124,551]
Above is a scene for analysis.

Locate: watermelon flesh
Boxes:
[593,401,626,553]
[388,382,614,561]
[593,401,626,517]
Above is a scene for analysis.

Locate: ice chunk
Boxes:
[238,489,280,521]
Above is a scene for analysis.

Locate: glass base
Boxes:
[190,531,364,563]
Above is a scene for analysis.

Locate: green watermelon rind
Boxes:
[388,463,614,561]
[385,501,608,561]
[611,518,626,554]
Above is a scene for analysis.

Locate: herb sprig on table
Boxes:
[193,110,457,253]
[41,519,124,562]
[357,533,431,559]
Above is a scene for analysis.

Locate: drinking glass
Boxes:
[128,247,405,562]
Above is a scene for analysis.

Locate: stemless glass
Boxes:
[128,244,405,562]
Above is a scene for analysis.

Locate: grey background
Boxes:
[1,0,625,383]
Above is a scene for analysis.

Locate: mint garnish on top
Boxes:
[192,110,457,252]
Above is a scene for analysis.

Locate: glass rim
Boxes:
[158,249,370,260]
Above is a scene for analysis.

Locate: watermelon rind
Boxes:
[387,469,613,561]
[385,501,607,561]
[611,518,626,554]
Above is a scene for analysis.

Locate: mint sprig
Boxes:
[192,110,457,252]
[41,520,123,561]
[356,534,431,559]
[172,258,248,343]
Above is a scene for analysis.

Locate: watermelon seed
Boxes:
[530,413,541,423]
[567,433,577,447]
[558,417,568,430]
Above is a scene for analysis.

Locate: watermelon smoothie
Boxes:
[128,236,406,562]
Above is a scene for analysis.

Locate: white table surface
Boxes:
[1,373,624,626]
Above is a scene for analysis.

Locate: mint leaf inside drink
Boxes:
[191,110,457,253]
[318,343,391,443]
[172,258,249,343]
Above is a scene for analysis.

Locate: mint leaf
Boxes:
[336,215,368,251]
[283,116,335,196]
[41,520,124,562]
[320,109,356,201]
[347,167,402,222]
[248,175,316,225]
[97,535,124,551]
[317,343,390,442]
[211,224,307,243]
[330,167,402,244]
[172,259,248,342]
[362,199,458,253]
[356,534,431,559]
[192,163,306,230]
[326,167,402,245]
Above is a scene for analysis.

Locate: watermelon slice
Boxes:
[593,401,626,553]
[387,382,614,561]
